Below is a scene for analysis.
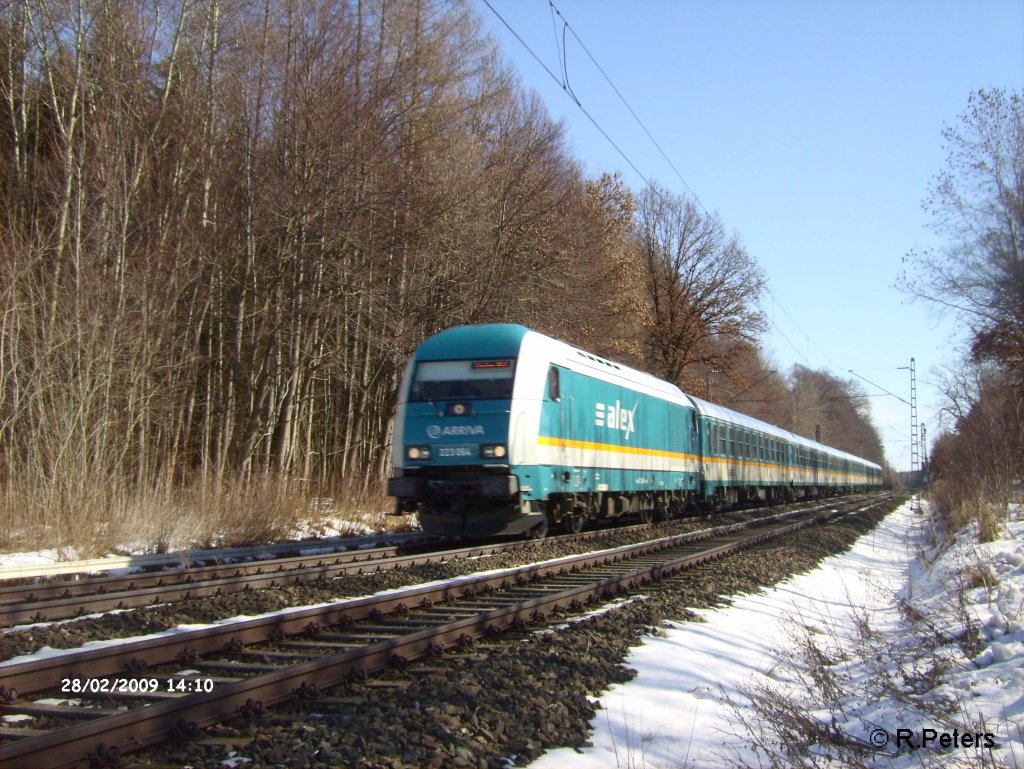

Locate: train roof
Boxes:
[416,324,689,402]
[414,324,531,361]
[527,334,687,402]
[687,395,794,441]
[688,395,881,469]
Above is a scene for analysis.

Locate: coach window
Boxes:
[717,424,725,455]
[547,366,560,402]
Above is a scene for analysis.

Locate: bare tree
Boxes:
[929,365,1022,540]
[901,89,1024,378]
[786,366,883,462]
[703,344,790,427]
[633,182,767,390]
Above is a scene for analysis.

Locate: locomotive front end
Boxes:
[387,326,544,537]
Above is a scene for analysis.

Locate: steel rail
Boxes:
[0,497,881,699]
[0,497,863,627]
[0,545,406,601]
[0,519,675,626]
[0,495,901,765]
[0,531,443,582]
[0,499,892,769]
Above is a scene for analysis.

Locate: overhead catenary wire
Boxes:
[480,0,651,186]
[547,0,708,215]
[847,369,911,406]
[483,0,896,411]
[545,1,851,384]
[767,288,844,370]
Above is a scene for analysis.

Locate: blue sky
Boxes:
[474,0,1024,471]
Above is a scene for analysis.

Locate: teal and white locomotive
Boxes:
[388,324,882,538]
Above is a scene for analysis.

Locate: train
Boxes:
[387,324,883,538]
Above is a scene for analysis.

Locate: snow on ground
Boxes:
[531,500,1024,769]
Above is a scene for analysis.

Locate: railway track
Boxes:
[0,494,896,768]
[0,497,870,628]
[0,522,664,626]
[0,531,441,582]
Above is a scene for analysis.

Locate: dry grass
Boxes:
[927,477,1007,546]
[722,588,1012,769]
[0,474,407,558]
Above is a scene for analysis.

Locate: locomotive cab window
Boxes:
[411,359,515,402]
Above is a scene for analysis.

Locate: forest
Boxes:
[0,0,884,553]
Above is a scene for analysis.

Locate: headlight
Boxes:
[406,445,431,460]
[480,444,507,459]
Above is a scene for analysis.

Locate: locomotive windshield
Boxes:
[410,359,515,401]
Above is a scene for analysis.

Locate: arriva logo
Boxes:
[426,424,485,439]
[594,401,638,440]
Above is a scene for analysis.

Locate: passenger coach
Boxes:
[388,324,882,538]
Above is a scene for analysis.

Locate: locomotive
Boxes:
[387,324,882,538]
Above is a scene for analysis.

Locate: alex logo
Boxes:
[594,401,638,440]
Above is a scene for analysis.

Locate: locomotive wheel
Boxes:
[638,507,653,524]
[527,518,549,539]
[653,499,668,522]
[563,514,585,534]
